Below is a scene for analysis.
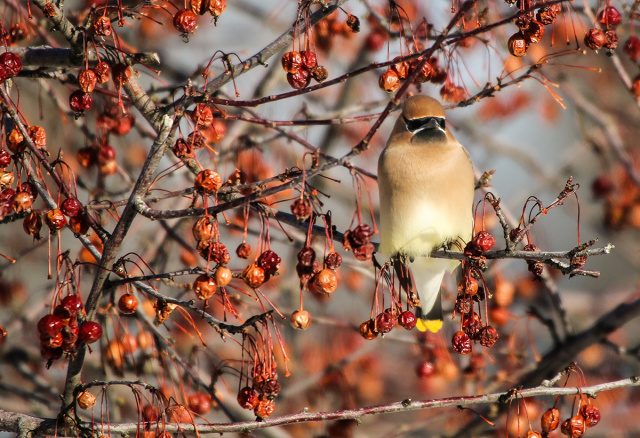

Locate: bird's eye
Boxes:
[403,116,446,133]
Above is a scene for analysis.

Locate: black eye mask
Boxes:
[403,116,446,133]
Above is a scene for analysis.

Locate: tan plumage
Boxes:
[377,95,474,332]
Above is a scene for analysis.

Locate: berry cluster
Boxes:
[583,6,621,52]
[37,295,103,363]
[236,362,280,418]
[281,49,328,89]
[0,51,22,83]
[359,308,417,340]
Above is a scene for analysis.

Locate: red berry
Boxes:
[473,230,496,252]
[291,198,312,220]
[598,6,622,28]
[79,321,103,344]
[300,51,317,71]
[580,404,600,427]
[478,325,499,347]
[69,90,93,113]
[46,208,67,231]
[92,15,112,36]
[412,60,434,83]
[281,51,302,73]
[415,360,435,378]
[118,293,138,314]
[60,295,83,318]
[38,314,63,338]
[21,181,38,200]
[584,28,606,50]
[187,392,211,415]
[173,10,198,33]
[359,319,378,340]
[0,52,23,77]
[287,68,310,89]
[78,69,98,93]
[257,250,281,275]
[61,198,82,217]
[378,69,400,92]
[374,312,394,333]
[324,251,342,269]
[313,268,338,294]
[452,331,472,354]
[297,246,316,266]
[351,223,374,246]
[508,32,529,56]
[624,36,640,61]
[237,386,259,410]
[398,310,417,329]
[0,150,11,167]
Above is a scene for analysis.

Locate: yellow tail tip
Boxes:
[416,319,443,333]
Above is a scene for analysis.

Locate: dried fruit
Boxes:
[313,269,337,294]
[0,150,10,168]
[541,408,560,433]
[524,244,544,277]
[359,319,378,340]
[192,215,217,242]
[188,392,211,415]
[310,65,328,82]
[452,331,472,354]
[194,169,223,193]
[69,90,93,113]
[416,361,435,378]
[536,4,561,25]
[28,126,47,148]
[584,28,606,50]
[45,209,67,231]
[11,191,32,213]
[78,69,98,93]
[378,69,400,92]
[190,103,213,128]
[297,246,316,266]
[79,321,103,344]
[112,63,131,87]
[237,386,259,410]
[580,404,600,427]
[254,396,275,418]
[291,198,312,220]
[236,242,251,259]
[77,390,97,409]
[118,293,138,314]
[412,60,434,83]
[374,311,394,333]
[290,309,311,329]
[92,16,112,36]
[473,230,496,252]
[287,68,311,89]
[281,51,302,73]
[174,9,198,33]
[478,326,499,347]
[214,266,232,287]
[242,263,265,288]
[257,250,281,275]
[391,57,410,80]
[193,274,217,299]
[0,52,23,77]
[324,251,342,269]
[508,32,528,57]
[94,62,111,84]
[300,51,317,70]
[598,6,622,28]
[61,198,82,217]
[524,20,545,43]
[351,223,374,246]
[23,211,43,239]
[604,30,619,49]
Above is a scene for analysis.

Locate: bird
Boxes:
[377,95,475,333]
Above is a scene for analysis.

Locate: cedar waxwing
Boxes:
[377,95,475,332]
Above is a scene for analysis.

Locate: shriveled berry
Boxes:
[0,150,10,167]
[459,276,479,296]
[378,69,400,92]
[300,51,317,70]
[112,63,131,87]
[23,211,43,239]
[567,415,586,437]
[242,263,265,288]
[190,103,213,128]
[359,319,378,340]
[346,14,360,32]
[536,4,561,25]
[584,28,606,50]
[398,310,417,329]
[325,251,342,269]
[192,215,217,242]
[92,16,112,36]
[0,52,23,77]
[61,198,82,217]
[287,68,310,89]
[580,404,600,427]
[478,325,499,347]
[598,6,622,28]
[94,62,111,84]
[38,314,63,338]
[353,242,374,261]
[45,209,67,231]
[118,293,138,314]
[254,396,275,418]
[11,191,32,213]
[173,9,198,33]
[452,330,472,354]
[310,65,329,83]
[69,90,93,113]
[28,126,47,148]
[604,30,619,50]
[236,242,251,259]
[374,311,394,333]
[524,244,544,277]
[440,83,466,103]
[194,169,223,193]
[313,269,337,294]
[412,60,434,83]
[77,390,97,409]
[297,246,316,266]
[193,274,217,300]
[473,230,496,252]
[79,321,103,344]
[257,250,281,275]
[281,51,302,73]
[237,386,259,410]
[391,57,410,80]
[197,241,230,264]
[290,309,311,329]
[462,313,483,338]
[351,223,374,246]
[291,198,312,220]
[524,20,545,43]
[78,69,98,93]
[541,408,560,433]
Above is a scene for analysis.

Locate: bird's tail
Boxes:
[394,257,457,333]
